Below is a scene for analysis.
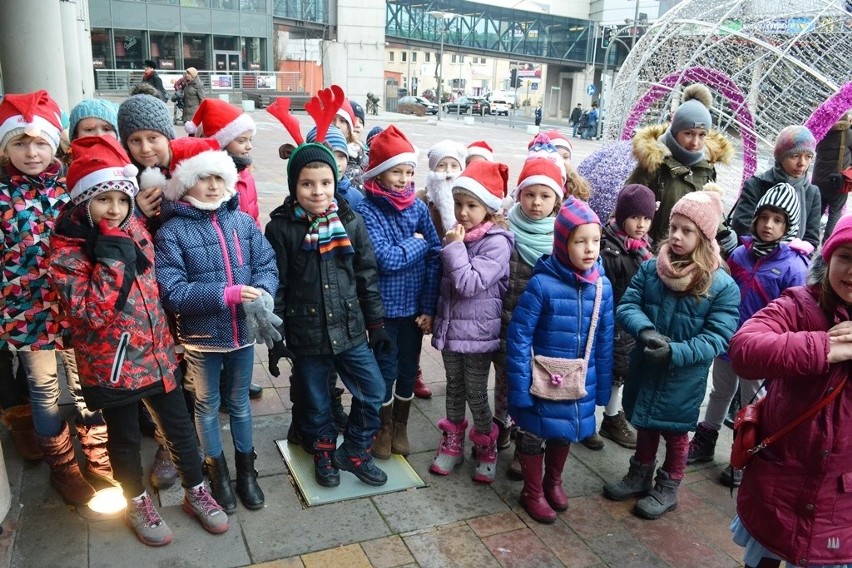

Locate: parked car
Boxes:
[489,98,511,116]
[443,96,491,116]
[398,95,438,115]
[421,89,436,102]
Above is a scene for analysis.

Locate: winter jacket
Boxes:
[265,196,384,356]
[182,78,205,123]
[729,275,852,566]
[498,247,535,355]
[49,210,177,410]
[617,259,739,432]
[600,221,650,380]
[732,167,822,252]
[432,226,514,354]
[338,175,364,211]
[726,237,809,328]
[142,72,167,100]
[357,194,441,318]
[625,124,733,245]
[812,118,852,188]
[155,194,278,350]
[235,167,260,227]
[0,161,70,350]
[507,255,614,441]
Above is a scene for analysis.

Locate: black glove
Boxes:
[268,340,295,378]
[638,329,670,348]
[368,327,393,355]
[716,227,739,259]
[644,341,672,366]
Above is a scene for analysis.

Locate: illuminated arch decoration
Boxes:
[806,81,852,142]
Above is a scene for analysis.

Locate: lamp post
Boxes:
[427,10,453,120]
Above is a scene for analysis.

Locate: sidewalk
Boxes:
[1,108,746,567]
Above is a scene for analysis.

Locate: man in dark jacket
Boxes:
[812,112,852,241]
[141,60,167,101]
[570,104,583,137]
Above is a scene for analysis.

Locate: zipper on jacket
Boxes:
[110,332,131,384]
[233,229,244,265]
[211,213,240,347]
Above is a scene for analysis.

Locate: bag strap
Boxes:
[838,128,847,174]
[581,279,603,363]
[750,376,847,457]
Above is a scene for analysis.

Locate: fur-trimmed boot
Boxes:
[429,418,467,475]
[1,404,43,460]
[372,401,394,459]
[76,423,114,486]
[518,451,556,524]
[634,468,681,520]
[391,395,412,456]
[543,444,570,511]
[39,421,96,505]
[602,456,656,501]
[470,423,499,484]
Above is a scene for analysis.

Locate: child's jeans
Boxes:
[18,349,103,437]
[634,427,689,480]
[184,345,255,458]
[442,351,493,435]
[102,386,203,499]
[374,316,423,402]
[292,341,384,449]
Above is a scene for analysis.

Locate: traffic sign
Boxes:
[586,84,596,96]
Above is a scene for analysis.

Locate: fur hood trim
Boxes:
[631,123,734,174]
[165,149,237,202]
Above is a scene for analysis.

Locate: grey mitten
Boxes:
[243,291,283,348]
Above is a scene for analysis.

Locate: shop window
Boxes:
[150,32,178,71]
[183,34,210,71]
[114,29,146,70]
[91,27,113,69]
[241,37,266,70]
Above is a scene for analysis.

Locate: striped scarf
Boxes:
[294,202,354,258]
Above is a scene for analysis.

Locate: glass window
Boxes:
[91,27,113,69]
[240,0,263,12]
[150,32,178,71]
[425,52,430,62]
[214,36,239,51]
[183,34,210,70]
[242,37,265,70]
[114,29,146,70]
[179,0,209,6]
[211,0,239,8]
[389,51,394,62]
[402,52,407,62]
[412,52,417,62]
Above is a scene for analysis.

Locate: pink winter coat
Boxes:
[236,167,260,227]
[729,282,852,567]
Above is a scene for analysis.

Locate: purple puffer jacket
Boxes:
[432,225,514,354]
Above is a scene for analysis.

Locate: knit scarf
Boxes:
[610,220,653,260]
[655,243,707,292]
[663,129,705,167]
[364,179,416,212]
[463,221,493,243]
[294,202,354,258]
[507,203,554,266]
[571,263,600,285]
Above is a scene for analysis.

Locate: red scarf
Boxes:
[611,221,652,260]
[364,179,416,212]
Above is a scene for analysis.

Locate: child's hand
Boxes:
[444,225,465,243]
[241,286,262,302]
[136,186,163,218]
[415,314,433,335]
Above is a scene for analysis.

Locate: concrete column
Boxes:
[61,0,84,108]
[329,0,385,104]
[0,0,69,110]
[77,0,96,99]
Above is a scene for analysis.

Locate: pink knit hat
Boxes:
[669,182,724,242]
[822,214,852,261]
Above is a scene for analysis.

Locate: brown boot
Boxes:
[391,396,412,456]
[76,423,114,486]
[39,421,96,505]
[1,405,43,460]
[372,401,394,459]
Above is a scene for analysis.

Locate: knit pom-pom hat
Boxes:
[669,182,724,242]
[670,84,713,136]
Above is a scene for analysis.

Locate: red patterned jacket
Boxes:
[49,209,177,410]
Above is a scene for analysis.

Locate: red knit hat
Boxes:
[165,137,237,202]
[184,98,256,148]
[516,158,564,200]
[538,129,573,157]
[0,90,63,153]
[822,214,852,262]
[466,140,494,162]
[452,161,509,213]
[363,125,417,179]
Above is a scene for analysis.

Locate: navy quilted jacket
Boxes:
[155,194,278,349]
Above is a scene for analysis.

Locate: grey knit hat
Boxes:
[117,94,176,148]
[670,84,713,136]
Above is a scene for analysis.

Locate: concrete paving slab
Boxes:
[404,523,501,568]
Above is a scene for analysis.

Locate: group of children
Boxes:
[0,79,845,565]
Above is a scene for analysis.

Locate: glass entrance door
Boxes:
[214,51,241,73]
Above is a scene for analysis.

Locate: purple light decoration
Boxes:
[580,140,636,223]
[620,67,758,191]
[806,81,852,143]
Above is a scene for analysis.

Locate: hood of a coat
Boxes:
[631,123,734,174]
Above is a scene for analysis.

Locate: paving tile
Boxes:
[371,452,510,534]
[677,505,743,563]
[527,520,604,567]
[481,527,563,568]
[620,511,736,568]
[467,511,526,538]
[559,494,623,540]
[404,524,500,568]
[252,362,276,388]
[250,558,305,567]
[13,499,89,568]
[251,387,287,417]
[585,529,669,567]
[301,543,372,568]
[360,535,415,568]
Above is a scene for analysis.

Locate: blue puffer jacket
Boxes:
[507,255,614,441]
[155,194,278,349]
[617,259,740,432]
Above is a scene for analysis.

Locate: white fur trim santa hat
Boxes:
[164,137,237,203]
[363,125,417,180]
[515,158,564,200]
[0,90,63,153]
[428,139,467,171]
[466,140,494,162]
[452,160,509,213]
[66,136,139,203]
[184,98,256,149]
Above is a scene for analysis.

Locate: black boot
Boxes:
[235,449,264,510]
[249,383,263,399]
[330,387,348,433]
[204,453,236,514]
